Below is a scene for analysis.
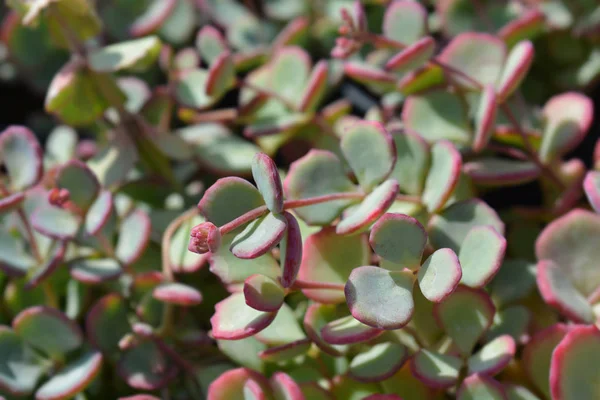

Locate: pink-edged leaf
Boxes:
[497,41,534,102]
[298,228,370,304]
[173,47,200,71]
[344,63,396,88]
[35,351,103,400]
[254,303,306,346]
[31,203,80,240]
[383,0,428,44]
[199,177,265,227]
[536,260,593,323]
[243,113,310,138]
[252,153,283,214]
[0,326,47,396]
[539,92,594,162]
[341,120,397,191]
[0,125,43,191]
[130,0,177,37]
[70,258,122,284]
[195,25,228,65]
[230,212,287,259]
[417,248,462,303]
[336,179,399,235]
[298,60,328,113]
[208,368,270,400]
[153,282,202,306]
[205,51,235,98]
[433,286,496,356]
[498,9,545,46]
[457,374,507,400]
[473,85,497,152]
[270,372,304,400]
[389,129,430,195]
[56,159,100,211]
[422,140,462,213]
[0,192,25,215]
[503,384,541,400]
[349,342,408,383]
[549,325,600,400]
[584,171,600,213]
[86,293,131,353]
[411,349,461,389]
[468,335,516,376]
[115,209,151,266]
[458,226,507,288]
[258,338,311,362]
[117,340,177,390]
[438,33,506,89]
[370,213,427,270]
[243,274,284,312]
[345,266,415,330]
[523,324,571,398]
[280,211,302,288]
[464,158,540,186]
[24,241,67,290]
[84,190,113,235]
[321,315,383,345]
[385,36,436,73]
[303,304,348,356]
[211,293,276,340]
[272,16,309,50]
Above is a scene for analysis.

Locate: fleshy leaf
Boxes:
[539,92,594,163]
[0,326,47,396]
[70,258,122,284]
[0,126,43,191]
[175,69,217,109]
[211,293,277,340]
[428,199,505,252]
[231,212,287,259]
[254,303,306,346]
[298,228,370,304]
[31,203,80,240]
[13,306,83,358]
[252,153,284,214]
[259,338,311,362]
[497,41,534,102]
[536,260,593,323]
[498,9,545,46]
[279,211,302,288]
[0,192,25,215]
[464,158,540,186]
[115,209,151,265]
[369,213,427,270]
[117,340,176,390]
[411,349,461,388]
[389,130,430,195]
[438,33,506,89]
[385,36,436,73]
[55,160,100,211]
[380,360,437,399]
[303,304,348,356]
[457,374,507,400]
[207,368,268,400]
[584,171,600,213]
[349,342,408,383]
[473,85,497,152]
[321,315,383,345]
[417,248,462,302]
[433,286,495,356]
[459,226,507,288]
[153,282,202,306]
[402,90,470,144]
[468,334,516,376]
[199,177,264,227]
[129,0,177,37]
[88,36,162,72]
[298,60,328,113]
[489,260,537,307]
[196,25,228,65]
[86,293,131,353]
[85,190,113,235]
[35,351,103,400]
[341,121,396,192]
[344,63,396,91]
[345,266,415,330]
[284,150,358,225]
[422,140,462,213]
[505,384,542,400]
[205,51,236,98]
[244,274,284,312]
[25,242,67,290]
[383,0,428,44]
[336,179,399,235]
[270,372,304,400]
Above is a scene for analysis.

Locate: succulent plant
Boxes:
[0,0,598,399]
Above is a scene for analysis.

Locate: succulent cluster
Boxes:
[0,0,599,399]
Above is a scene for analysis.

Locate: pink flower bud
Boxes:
[76,140,97,160]
[48,188,70,207]
[188,222,221,254]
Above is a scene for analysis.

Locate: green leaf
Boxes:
[88,36,162,73]
[25,241,67,290]
[303,304,348,356]
[497,41,534,102]
[270,372,304,400]
[231,212,287,259]
[349,342,408,383]
[433,286,495,356]
[31,204,80,240]
[417,248,462,302]
[346,266,415,330]
[13,306,83,358]
[129,0,177,37]
[199,177,265,227]
[298,228,370,304]
[153,282,202,306]
[269,46,312,107]
[211,293,277,340]
[0,126,43,191]
[70,258,122,284]
[459,226,507,288]
[584,171,600,213]
[56,160,100,211]
[218,336,266,372]
[411,349,461,388]
[385,36,436,74]
[321,315,382,345]
[244,274,284,312]
[486,306,530,343]
[85,190,114,236]
[0,228,36,276]
[254,303,306,346]
[457,375,507,400]
[87,136,138,187]
[429,199,504,252]
[45,0,102,48]
[252,153,283,214]
[196,25,228,65]
[422,140,462,213]
[158,0,196,45]
[118,340,176,390]
[464,158,540,186]
[473,85,497,152]
[336,179,399,235]
[259,338,311,363]
[0,326,47,396]
[468,334,515,376]
[116,210,151,266]
[175,69,217,109]
[205,51,236,98]
[383,1,428,44]
[402,90,470,144]
[86,293,130,353]
[35,351,103,400]
[208,368,269,400]
[389,130,430,195]
[298,60,329,113]
[505,384,542,400]
[369,213,427,270]
[280,211,303,288]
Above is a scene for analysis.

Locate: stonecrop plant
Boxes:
[0,0,599,399]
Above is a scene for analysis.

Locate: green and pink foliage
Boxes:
[0,0,598,398]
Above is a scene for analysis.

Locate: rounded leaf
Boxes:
[468,335,516,376]
[497,41,534,102]
[279,211,303,288]
[88,36,162,72]
[196,25,228,65]
[321,315,383,345]
[370,213,427,270]
[270,372,304,400]
[205,51,235,99]
[0,192,25,215]
[584,171,600,213]
[473,85,497,152]
[464,158,540,186]
[459,226,507,288]
[199,177,265,227]
[422,140,462,213]
[153,282,202,306]
[349,342,408,383]
[231,212,287,259]
[244,274,284,312]
[412,349,461,389]
[211,293,277,340]
[175,69,217,109]
[457,374,507,400]
[207,368,268,400]
[254,303,306,346]
[385,36,436,73]
[86,293,131,353]
[0,327,47,396]
[252,153,283,214]
[388,130,430,195]
[31,205,80,240]
[417,248,462,302]
[117,340,176,390]
[383,0,428,44]
[303,304,348,356]
[70,258,122,284]
[298,60,328,113]
[116,209,151,266]
[56,160,100,212]
[85,190,113,235]
[0,126,43,191]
